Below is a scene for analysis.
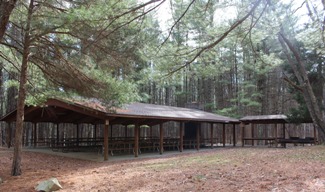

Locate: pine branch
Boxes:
[282,76,303,92]
[164,0,263,76]
[83,0,164,51]
[160,0,196,48]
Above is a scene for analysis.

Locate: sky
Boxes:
[151,0,316,29]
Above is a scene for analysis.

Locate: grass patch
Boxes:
[182,154,229,166]
[284,145,325,162]
[143,153,229,171]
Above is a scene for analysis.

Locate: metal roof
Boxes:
[115,102,239,123]
[1,98,240,125]
[240,115,288,124]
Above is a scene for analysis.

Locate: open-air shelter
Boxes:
[1,98,240,160]
[240,115,317,147]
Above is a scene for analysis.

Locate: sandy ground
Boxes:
[1,145,325,192]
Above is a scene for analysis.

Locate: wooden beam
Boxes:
[94,124,97,139]
[314,124,317,145]
[222,123,226,147]
[145,119,170,127]
[104,120,109,161]
[6,122,11,148]
[282,123,286,148]
[44,107,58,121]
[49,110,77,123]
[4,106,40,122]
[159,123,164,154]
[134,124,139,157]
[33,123,37,148]
[56,123,59,145]
[210,123,214,149]
[110,124,113,140]
[251,123,255,146]
[282,123,285,138]
[274,123,278,147]
[46,99,109,120]
[264,124,268,145]
[149,126,152,138]
[76,124,80,147]
[125,125,128,139]
[180,122,184,152]
[196,123,200,150]
[233,124,236,147]
[241,123,245,147]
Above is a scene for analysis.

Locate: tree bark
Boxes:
[278,32,325,139]
[11,0,34,176]
[0,0,18,42]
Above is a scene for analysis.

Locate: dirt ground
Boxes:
[1,145,325,192]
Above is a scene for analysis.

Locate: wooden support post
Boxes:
[149,126,153,138]
[124,125,128,139]
[251,123,255,146]
[159,123,164,154]
[241,123,245,147]
[222,124,226,147]
[196,123,200,150]
[138,125,141,140]
[134,124,139,157]
[264,125,268,145]
[33,123,37,148]
[180,122,184,152]
[7,122,11,148]
[282,123,286,138]
[314,124,317,145]
[125,125,128,139]
[56,123,59,146]
[282,123,286,148]
[76,124,80,146]
[110,124,113,140]
[274,123,278,147]
[233,124,236,147]
[104,120,109,161]
[94,124,97,139]
[210,123,214,149]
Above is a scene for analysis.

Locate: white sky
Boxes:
[152,0,316,29]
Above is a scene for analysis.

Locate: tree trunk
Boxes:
[278,32,325,139]
[11,0,34,176]
[0,61,3,146]
[0,0,18,42]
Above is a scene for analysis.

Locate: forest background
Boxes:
[0,0,325,175]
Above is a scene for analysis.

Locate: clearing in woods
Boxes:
[0,146,325,191]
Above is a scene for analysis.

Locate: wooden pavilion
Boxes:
[240,115,317,147]
[1,98,240,161]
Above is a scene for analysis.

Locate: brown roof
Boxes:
[1,98,240,125]
[115,102,239,123]
[240,115,288,124]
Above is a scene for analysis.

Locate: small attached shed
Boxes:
[240,115,317,147]
[1,98,240,160]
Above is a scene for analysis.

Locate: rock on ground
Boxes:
[35,177,62,192]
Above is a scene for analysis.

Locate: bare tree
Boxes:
[11,0,33,176]
[278,32,325,138]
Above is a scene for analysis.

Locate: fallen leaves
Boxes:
[1,146,325,191]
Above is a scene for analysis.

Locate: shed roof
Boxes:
[240,115,288,124]
[1,98,240,125]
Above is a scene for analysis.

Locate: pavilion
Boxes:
[1,98,240,160]
[240,115,316,147]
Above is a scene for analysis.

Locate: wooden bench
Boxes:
[183,139,197,149]
[51,139,103,153]
[277,137,317,147]
[242,137,276,146]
